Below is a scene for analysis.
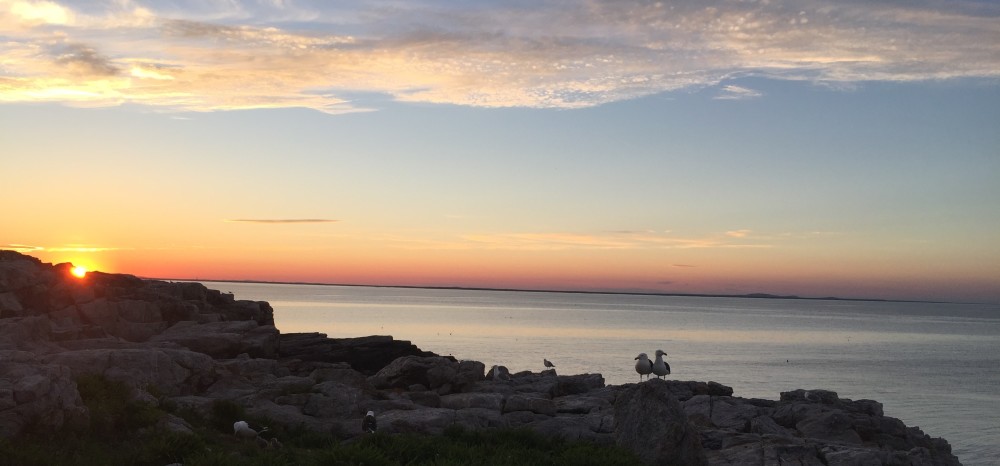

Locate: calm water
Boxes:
[209,282,1000,465]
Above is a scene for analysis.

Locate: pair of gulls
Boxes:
[634,349,670,381]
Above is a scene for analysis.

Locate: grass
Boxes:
[0,375,642,466]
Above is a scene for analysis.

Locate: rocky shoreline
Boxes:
[0,251,961,465]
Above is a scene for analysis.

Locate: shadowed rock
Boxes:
[614,378,707,465]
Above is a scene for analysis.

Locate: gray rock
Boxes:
[379,408,456,434]
[684,395,760,432]
[554,373,605,396]
[796,410,863,445]
[454,407,503,430]
[440,392,503,410]
[368,356,482,395]
[504,394,557,416]
[703,433,825,466]
[554,393,613,414]
[614,378,706,466]
[503,410,549,428]
[42,348,219,396]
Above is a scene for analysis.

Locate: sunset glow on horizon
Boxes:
[2,0,998,304]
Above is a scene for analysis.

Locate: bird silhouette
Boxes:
[362,410,377,434]
[652,349,671,380]
[634,353,653,381]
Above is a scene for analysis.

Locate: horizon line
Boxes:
[143,276,966,305]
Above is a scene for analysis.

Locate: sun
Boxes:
[71,265,88,278]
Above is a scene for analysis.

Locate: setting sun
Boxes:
[71,265,88,278]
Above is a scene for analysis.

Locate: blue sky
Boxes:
[2,0,998,302]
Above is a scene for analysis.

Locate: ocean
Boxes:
[207,281,1000,465]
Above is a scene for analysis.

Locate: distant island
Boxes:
[155,277,953,305]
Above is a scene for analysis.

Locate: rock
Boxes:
[796,410,863,445]
[149,321,279,359]
[0,355,87,437]
[454,407,504,430]
[683,395,760,432]
[703,433,825,466]
[302,382,368,418]
[368,356,481,393]
[440,392,503,410]
[279,333,440,375]
[42,348,219,396]
[378,408,456,435]
[555,394,611,414]
[487,365,511,381]
[554,373,605,396]
[661,380,734,401]
[614,379,706,466]
[504,394,556,416]
[528,415,611,443]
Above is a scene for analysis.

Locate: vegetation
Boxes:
[0,375,641,466]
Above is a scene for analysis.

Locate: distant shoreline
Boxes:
[147,277,956,305]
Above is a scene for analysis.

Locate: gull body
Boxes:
[234,420,268,442]
[362,410,377,434]
[543,359,555,369]
[634,353,653,381]
[652,349,671,379]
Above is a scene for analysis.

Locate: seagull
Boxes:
[652,349,671,379]
[362,410,377,434]
[543,359,555,369]
[634,353,653,381]
[233,420,268,442]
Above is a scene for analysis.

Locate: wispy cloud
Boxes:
[225,219,339,224]
[1,0,996,112]
[461,230,772,251]
[3,243,43,252]
[2,243,123,252]
[715,85,763,100]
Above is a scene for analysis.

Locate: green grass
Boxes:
[0,375,641,466]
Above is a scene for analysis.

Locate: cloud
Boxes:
[3,243,43,252]
[672,264,696,268]
[45,245,123,252]
[0,0,997,112]
[725,229,753,238]
[461,230,772,251]
[715,85,763,100]
[225,219,339,224]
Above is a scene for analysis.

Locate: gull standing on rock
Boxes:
[634,353,653,381]
[543,359,555,369]
[652,349,671,379]
[362,410,377,434]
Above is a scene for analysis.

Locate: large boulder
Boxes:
[368,356,483,394]
[42,348,220,396]
[149,320,279,359]
[614,379,706,465]
[278,333,440,375]
[0,351,88,437]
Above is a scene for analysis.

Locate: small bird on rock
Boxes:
[362,410,377,434]
[634,353,653,381]
[652,349,671,380]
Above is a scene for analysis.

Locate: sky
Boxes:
[1,0,998,303]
